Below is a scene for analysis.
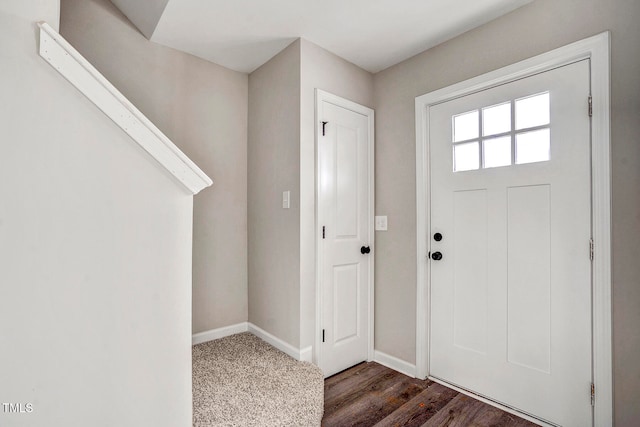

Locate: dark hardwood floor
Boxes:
[322,362,539,427]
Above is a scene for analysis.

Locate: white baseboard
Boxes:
[192,322,248,345]
[248,323,308,362]
[192,322,313,363]
[299,346,313,363]
[374,350,417,378]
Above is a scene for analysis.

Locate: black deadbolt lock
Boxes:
[434,232,443,241]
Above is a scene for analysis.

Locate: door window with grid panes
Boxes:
[452,92,550,172]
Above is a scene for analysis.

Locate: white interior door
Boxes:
[318,91,374,378]
[429,60,592,426]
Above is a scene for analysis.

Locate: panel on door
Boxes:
[319,97,372,378]
[429,60,592,426]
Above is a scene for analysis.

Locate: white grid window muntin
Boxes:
[452,92,551,172]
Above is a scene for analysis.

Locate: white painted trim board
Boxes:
[248,323,313,363]
[192,323,313,363]
[414,32,612,426]
[37,22,212,195]
[373,350,417,378]
[192,322,248,345]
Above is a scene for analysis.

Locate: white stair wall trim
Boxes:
[374,350,417,378]
[37,22,212,195]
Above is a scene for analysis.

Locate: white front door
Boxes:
[429,60,592,426]
[317,91,374,378]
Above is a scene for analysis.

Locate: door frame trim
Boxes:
[415,32,612,426]
[314,89,375,373]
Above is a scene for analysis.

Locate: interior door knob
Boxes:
[360,246,371,254]
[431,251,443,260]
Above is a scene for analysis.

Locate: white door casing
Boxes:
[316,90,374,378]
[430,60,591,426]
[416,33,612,427]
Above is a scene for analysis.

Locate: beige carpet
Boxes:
[192,332,324,426]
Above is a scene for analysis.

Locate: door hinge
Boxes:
[590,238,594,261]
[322,121,328,136]
[591,382,595,406]
[322,329,325,343]
[322,226,326,239]
[588,96,593,117]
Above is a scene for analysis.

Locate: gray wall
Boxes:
[60,0,249,335]
[0,1,194,425]
[248,40,302,347]
[373,0,640,424]
[110,0,169,38]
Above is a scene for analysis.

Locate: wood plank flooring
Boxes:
[323,362,539,427]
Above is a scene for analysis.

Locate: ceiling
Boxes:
[111,0,533,74]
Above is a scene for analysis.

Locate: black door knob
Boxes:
[360,246,371,254]
[431,251,443,260]
[434,232,443,241]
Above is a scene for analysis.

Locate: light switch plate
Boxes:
[375,215,388,231]
[282,191,290,209]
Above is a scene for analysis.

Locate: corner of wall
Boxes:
[247,37,302,349]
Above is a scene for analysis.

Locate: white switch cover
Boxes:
[282,191,290,209]
[375,215,388,231]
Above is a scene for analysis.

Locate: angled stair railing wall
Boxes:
[37,22,212,195]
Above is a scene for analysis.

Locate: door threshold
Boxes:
[428,376,558,427]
